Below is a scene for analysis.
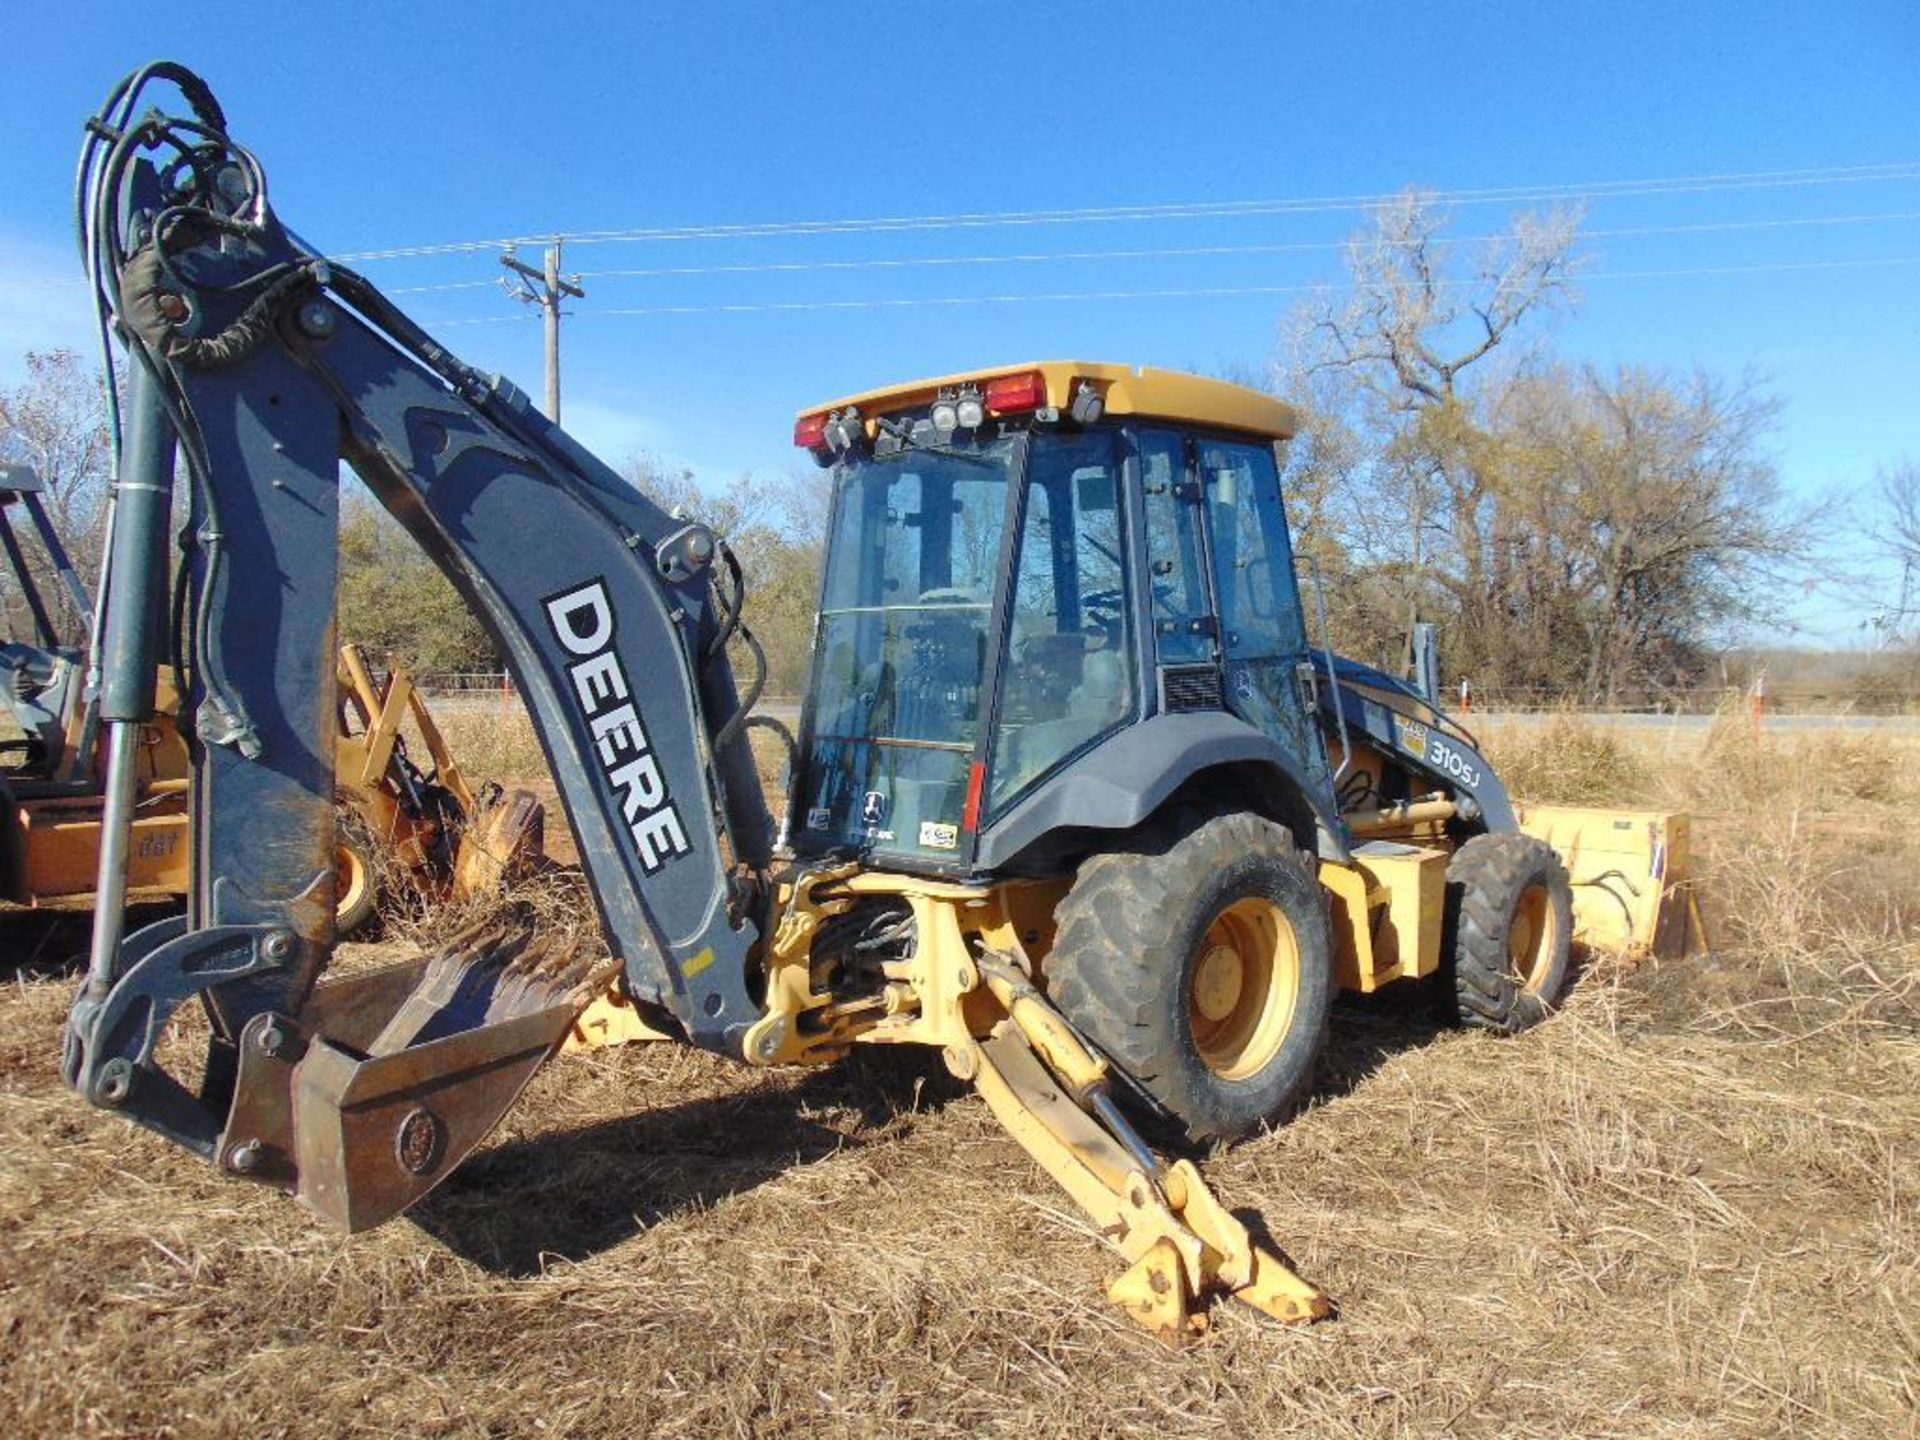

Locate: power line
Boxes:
[381,209,1920,295]
[339,161,1920,263]
[12,205,1917,301]
[413,254,1920,323]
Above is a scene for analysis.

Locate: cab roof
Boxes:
[799,361,1298,441]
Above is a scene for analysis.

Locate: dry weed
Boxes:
[1,716,1915,1438]
[1480,708,1657,806]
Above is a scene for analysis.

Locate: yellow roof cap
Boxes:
[799,361,1297,440]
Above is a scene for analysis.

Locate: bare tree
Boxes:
[1867,460,1920,643]
[1292,191,1584,411]
[625,454,831,695]
[0,350,116,642]
[1277,192,1584,687]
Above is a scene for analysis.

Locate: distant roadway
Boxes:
[423,693,1914,733]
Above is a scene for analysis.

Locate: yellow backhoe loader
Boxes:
[61,65,1696,1341]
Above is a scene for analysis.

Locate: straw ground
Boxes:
[0,711,1912,1438]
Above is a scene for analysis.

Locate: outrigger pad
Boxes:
[217,926,612,1232]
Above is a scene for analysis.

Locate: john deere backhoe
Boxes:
[62,64,1692,1338]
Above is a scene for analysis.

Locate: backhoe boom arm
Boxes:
[64,66,772,1172]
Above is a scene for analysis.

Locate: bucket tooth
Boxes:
[1236,1243,1337,1326]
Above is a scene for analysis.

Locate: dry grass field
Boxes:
[1,711,1914,1438]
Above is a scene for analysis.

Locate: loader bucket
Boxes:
[1515,805,1702,959]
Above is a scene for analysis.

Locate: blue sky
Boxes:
[2,1,1916,642]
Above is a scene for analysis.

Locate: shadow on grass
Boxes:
[1316,980,1454,1102]
[0,900,181,983]
[1317,940,1613,1099]
[411,1046,967,1276]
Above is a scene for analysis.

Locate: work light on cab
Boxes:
[930,384,987,435]
[823,407,865,457]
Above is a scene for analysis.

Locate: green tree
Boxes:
[1498,363,1803,703]
[337,492,495,671]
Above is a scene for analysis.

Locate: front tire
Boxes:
[1047,808,1333,1144]
[1444,832,1575,1033]
[334,814,380,939]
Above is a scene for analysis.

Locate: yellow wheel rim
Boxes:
[1189,896,1301,1081]
[1507,882,1558,992]
[335,842,371,923]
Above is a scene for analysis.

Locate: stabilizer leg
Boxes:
[963,954,1331,1340]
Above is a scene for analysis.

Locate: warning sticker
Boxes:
[919,820,959,851]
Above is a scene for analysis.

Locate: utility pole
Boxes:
[500,239,585,423]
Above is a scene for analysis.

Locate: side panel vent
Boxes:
[1160,664,1223,712]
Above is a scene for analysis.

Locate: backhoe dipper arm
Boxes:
[64,66,772,1188]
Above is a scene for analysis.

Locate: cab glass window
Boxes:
[1201,439,1307,659]
[1135,429,1212,664]
[988,430,1134,808]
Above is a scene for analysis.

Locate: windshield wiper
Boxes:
[870,421,1002,469]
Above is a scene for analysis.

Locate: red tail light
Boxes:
[793,413,827,448]
[984,370,1046,414]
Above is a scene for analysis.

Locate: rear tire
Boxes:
[1047,808,1333,1144]
[1444,832,1574,1033]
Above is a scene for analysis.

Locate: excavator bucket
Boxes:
[336,644,546,905]
[215,925,612,1230]
[1516,805,1703,958]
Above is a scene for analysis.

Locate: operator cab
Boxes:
[789,362,1334,877]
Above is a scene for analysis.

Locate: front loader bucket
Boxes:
[216,925,609,1230]
[1516,805,1703,959]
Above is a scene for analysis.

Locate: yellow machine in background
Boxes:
[333,644,545,929]
[2,643,539,930]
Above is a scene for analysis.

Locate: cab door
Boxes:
[1134,428,1331,788]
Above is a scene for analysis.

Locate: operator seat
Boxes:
[996,642,1130,800]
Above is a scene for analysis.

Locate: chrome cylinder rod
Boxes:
[84,724,141,998]
[83,361,177,998]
